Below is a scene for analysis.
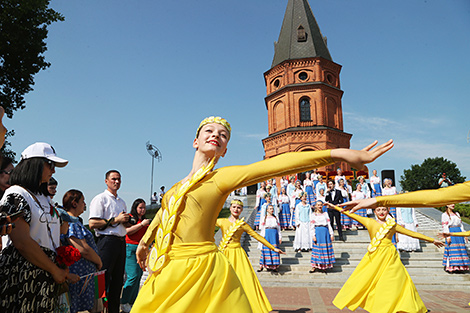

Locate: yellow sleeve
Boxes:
[377,181,470,207]
[448,230,470,237]
[215,150,334,194]
[330,205,373,228]
[242,223,276,251]
[395,224,436,243]
[215,218,222,228]
[141,209,162,246]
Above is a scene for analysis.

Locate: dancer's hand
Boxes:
[331,140,394,171]
[136,240,149,270]
[341,198,378,214]
[312,235,317,243]
[433,240,445,248]
[274,248,286,254]
[331,235,334,242]
[446,237,451,244]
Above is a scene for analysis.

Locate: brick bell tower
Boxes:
[262,0,352,172]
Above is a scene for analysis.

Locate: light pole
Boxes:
[146,141,162,202]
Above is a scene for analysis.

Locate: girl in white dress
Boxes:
[396,207,420,252]
[293,193,312,252]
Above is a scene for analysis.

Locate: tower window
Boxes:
[273,79,280,88]
[297,25,307,42]
[298,71,308,81]
[300,98,311,121]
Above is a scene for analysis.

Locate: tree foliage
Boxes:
[399,157,466,192]
[0,0,64,157]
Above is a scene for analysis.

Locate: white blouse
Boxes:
[310,212,333,236]
[441,212,464,233]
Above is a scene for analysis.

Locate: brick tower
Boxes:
[262,0,352,174]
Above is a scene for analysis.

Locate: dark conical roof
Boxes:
[271,0,332,67]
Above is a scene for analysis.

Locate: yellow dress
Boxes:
[332,207,437,313]
[217,218,276,313]
[132,150,334,313]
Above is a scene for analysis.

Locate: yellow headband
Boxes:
[231,199,244,207]
[196,116,231,138]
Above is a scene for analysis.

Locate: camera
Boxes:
[128,216,137,225]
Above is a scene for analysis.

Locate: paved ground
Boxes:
[265,287,470,312]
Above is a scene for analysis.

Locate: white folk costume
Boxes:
[396,207,420,251]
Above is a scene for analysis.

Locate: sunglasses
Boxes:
[45,160,56,170]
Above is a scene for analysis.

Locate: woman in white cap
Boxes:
[0,142,74,313]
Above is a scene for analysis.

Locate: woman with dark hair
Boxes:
[62,189,103,313]
[0,142,73,313]
[120,198,151,313]
[0,156,14,199]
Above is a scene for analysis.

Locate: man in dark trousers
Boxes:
[325,180,345,241]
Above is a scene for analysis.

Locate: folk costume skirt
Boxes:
[131,242,251,313]
[305,185,315,205]
[224,242,272,313]
[333,241,427,313]
[311,226,335,269]
[443,226,470,272]
[254,199,266,228]
[279,203,291,229]
[259,229,280,269]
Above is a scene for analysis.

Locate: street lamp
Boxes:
[146,141,162,201]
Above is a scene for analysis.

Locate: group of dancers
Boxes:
[124,115,470,313]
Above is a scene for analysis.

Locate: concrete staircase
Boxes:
[232,195,470,291]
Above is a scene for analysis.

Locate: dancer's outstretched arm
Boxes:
[326,203,372,228]
[342,181,470,214]
[243,224,285,254]
[395,224,444,247]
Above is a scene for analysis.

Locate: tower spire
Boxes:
[272,0,332,67]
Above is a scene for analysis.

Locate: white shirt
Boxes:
[89,189,127,237]
[441,212,464,233]
[352,190,365,201]
[1,186,60,251]
[310,212,333,236]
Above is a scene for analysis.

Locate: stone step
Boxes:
[254,270,470,282]
[248,257,446,267]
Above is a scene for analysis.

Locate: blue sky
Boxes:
[5,0,470,220]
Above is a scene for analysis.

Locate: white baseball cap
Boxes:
[21,142,68,167]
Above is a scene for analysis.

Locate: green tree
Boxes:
[0,0,64,157]
[399,157,466,192]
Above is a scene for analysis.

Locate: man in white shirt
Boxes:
[89,170,129,313]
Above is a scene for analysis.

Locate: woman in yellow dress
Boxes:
[328,203,444,313]
[132,115,394,313]
[217,199,284,313]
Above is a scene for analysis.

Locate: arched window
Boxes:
[300,98,311,121]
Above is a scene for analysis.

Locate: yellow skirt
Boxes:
[224,243,273,313]
[131,242,252,313]
[333,243,427,313]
